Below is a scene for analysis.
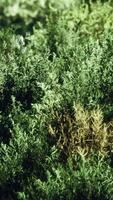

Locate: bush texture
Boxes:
[1,0,113,199]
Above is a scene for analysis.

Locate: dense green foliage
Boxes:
[1,0,113,199]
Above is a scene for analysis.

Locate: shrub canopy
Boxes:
[1,1,113,200]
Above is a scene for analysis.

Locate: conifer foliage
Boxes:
[1,0,113,199]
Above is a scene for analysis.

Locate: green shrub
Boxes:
[1,1,113,200]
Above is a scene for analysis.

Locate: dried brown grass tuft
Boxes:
[48,104,112,158]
